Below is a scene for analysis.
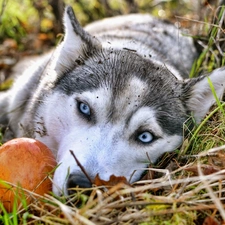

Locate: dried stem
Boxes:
[69,150,93,184]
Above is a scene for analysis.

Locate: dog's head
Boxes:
[34,7,225,195]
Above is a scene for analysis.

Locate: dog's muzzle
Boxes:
[67,173,92,194]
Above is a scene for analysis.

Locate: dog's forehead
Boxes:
[56,48,180,95]
[77,77,148,120]
[110,77,148,121]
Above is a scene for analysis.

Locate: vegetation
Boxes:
[0,0,225,224]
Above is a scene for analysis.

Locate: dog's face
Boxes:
[38,49,189,195]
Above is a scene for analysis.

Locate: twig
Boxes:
[69,150,93,184]
[215,6,225,56]
[197,161,225,221]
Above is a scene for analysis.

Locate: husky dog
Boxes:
[0,6,225,195]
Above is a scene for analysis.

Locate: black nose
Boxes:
[67,174,92,194]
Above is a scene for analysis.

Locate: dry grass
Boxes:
[3,138,225,225]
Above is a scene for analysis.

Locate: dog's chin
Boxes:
[52,163,146,196]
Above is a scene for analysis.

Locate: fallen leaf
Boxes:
[3,39,18,49]
[185,164,220,176]
[94,174,129,187]
[202,216,219,225]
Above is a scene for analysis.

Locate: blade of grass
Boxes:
[183,102,225,155]
[189,48,209,78]
[207,76,225,115]
[12,203,18,225]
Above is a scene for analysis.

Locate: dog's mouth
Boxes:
[66,172,130,194]
[66,150,130,195]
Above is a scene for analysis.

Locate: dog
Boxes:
[0,6,225,196]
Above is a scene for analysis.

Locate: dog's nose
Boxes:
[67,174,92,194]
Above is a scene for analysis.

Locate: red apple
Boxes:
[0,138,57,212]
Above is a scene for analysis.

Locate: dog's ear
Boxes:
[55,6,101,73]
[183,68,225,123]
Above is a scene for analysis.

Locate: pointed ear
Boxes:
[55,6,101,72]
[183,68,225,123]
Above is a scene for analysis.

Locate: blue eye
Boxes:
[79,102,91,116]
[138,132,153,143]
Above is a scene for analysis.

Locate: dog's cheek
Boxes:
[52,163,68,196]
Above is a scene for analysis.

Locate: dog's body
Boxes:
[0,6,225,195]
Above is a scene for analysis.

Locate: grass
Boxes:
[1,136,225,225]
[1,5,225,225]
[189,5,225,77]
